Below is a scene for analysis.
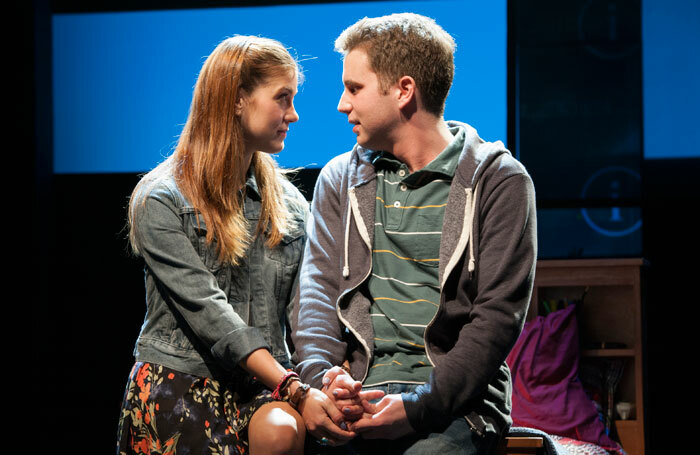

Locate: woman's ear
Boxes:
[235,91,247,116]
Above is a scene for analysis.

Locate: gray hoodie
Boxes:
[291,121,537,436]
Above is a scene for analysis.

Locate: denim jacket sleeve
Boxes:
[133,187,269,371]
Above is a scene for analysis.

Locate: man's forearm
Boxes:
[291,166,349,387]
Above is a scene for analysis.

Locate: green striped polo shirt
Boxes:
[364,126,465,386]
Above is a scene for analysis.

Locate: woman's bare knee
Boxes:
[249,402,305,455]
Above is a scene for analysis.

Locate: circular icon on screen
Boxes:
[577,0,640,60]
[580,166,641,237]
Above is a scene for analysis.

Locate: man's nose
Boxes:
[337,91,351,114]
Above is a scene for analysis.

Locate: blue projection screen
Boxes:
[52,1,506,174]
[642,0,700,159]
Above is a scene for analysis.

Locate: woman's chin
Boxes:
[258,142,285,155]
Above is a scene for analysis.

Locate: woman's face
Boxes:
[238,70,299,156]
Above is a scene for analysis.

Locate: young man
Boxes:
[292,13,537,454]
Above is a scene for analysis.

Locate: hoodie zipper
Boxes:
[336,186,374,382]
[424,185,477,367]
[465,415,486,438]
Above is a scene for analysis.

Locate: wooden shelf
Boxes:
[581,349,635,358]
[616,420,640,427]
[531,259,647,455]
[497,436,545,455]
[615,420,643,455]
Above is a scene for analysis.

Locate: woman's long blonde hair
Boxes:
[128,36,300,265]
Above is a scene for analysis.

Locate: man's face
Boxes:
[337,48,400,151]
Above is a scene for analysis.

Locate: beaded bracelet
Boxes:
[289,382,310,410]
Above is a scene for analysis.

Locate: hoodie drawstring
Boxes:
[344,187,372,279]
[346,183,479,282]
[343,198,352,278]
[465,183,479,274]
[441,182,480,288]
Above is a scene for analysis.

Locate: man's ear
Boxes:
[396,75,417,109]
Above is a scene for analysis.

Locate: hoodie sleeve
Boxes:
[402,164,537,432]
[290,160,349,388]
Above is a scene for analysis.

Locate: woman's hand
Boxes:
[238,351,359,445]
[322,366,385,421]
[295,384,357,446]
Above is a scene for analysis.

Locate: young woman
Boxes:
[117,35,354,455]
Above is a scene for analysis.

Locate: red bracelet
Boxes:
[271,371,299,401]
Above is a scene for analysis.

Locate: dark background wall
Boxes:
[29,0,697,453]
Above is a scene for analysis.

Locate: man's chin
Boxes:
[357,140,385,152]
[356,135,375,150]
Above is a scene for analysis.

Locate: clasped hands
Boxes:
[319,366,414,444]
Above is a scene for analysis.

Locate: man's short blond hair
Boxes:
[335,13,456,116]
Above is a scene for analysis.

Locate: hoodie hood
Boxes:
[342,120,511,283]
[450,120,511,189]
[347,120,509,188]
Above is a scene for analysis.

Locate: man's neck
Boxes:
[387,116,454,173]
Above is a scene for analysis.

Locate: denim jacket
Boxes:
[132,172,309,380]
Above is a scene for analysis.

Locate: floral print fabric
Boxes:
[117,362,273,455]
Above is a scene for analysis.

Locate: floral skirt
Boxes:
[116,362,274,455]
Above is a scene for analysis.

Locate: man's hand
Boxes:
[322,366,384,422]
[348,394,414,440]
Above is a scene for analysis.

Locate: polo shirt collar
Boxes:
[372,125,465,181]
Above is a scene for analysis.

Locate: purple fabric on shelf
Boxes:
[506,304,620,451]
